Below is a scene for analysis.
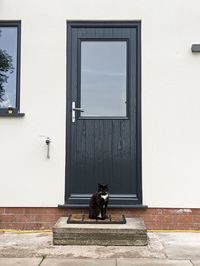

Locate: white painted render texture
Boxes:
[0,0,200,207]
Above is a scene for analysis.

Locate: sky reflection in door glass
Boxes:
[81,41,127,116]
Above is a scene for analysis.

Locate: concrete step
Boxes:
[53,217,148,246]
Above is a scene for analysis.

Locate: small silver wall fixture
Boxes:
[40,135,51,159]
[45,137,51,159]
[191,44,200,52]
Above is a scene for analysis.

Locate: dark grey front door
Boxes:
[65,21,142,207]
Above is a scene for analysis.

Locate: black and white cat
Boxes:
[89,184,109,220]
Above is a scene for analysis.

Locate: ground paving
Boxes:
[0,232,199,265]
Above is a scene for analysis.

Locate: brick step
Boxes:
[53,217,148,246]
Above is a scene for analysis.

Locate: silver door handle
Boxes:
[72,102,84,123]
[72,107,84,112]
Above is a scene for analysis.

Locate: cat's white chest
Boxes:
[101,194,108,201]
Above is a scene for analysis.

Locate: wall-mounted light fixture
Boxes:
[191,44,200,52]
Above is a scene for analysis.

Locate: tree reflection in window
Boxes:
[0,47,14,106]
[0,26,18,110]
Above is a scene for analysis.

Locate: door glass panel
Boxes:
[80,41,127,116]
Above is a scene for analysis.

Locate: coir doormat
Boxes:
[67,213,126,224]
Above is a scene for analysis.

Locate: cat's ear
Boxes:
[98,183,101,190]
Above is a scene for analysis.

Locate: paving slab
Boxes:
[0,232,165,259]
[0,258,42,266]
[117,258,193,265]
[192,261,200,266]
[157,233,200,260]
[41,258,116,266]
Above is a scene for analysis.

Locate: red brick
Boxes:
[0,207,200,231]
[34,214,61,223]
[0,215,16,223]
[18,222,52,230]
[23,208,49,215]
[190,223,200,230]
[145,222,162,230]
[157,215,174,223]
[5,208,25,214]
[141,214,157,222]
[174,215,193,223]
[192,209,200,215]
[14,215,36,223]
[108,208,146,217]
[192,215,200,223]
[0,208,5,214]
[44,208,65,215]
[148,208,163,215]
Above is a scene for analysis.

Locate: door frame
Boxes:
[65,21,142,208]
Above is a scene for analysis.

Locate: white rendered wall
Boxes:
[0,0,200,207]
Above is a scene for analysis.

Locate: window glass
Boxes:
[0,27,18,109]
[81,41,127,116]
